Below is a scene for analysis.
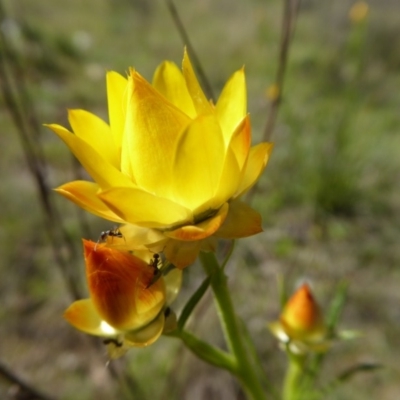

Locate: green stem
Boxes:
[200,251,267,400]
[169,330,236,373]
[283,353,306,400]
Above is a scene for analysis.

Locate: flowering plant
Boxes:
[46,49,272,269]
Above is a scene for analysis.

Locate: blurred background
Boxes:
[0,0,399,399]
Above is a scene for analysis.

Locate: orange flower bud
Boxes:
[84,239,165,331]
[280,284,324,340]
[269,284,330,354]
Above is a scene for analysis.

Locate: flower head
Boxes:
[349,1,369,24]
[47,49,272,268]
[64,240,181,358]
[269,284,330,354]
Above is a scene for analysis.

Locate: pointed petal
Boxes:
[107,71,128,149]
[214,200,263,239]
[64,299,119,337]
[213,145,241,207]
[235,142,274,197]
[68,109,119,168]
[121,70,191,197]
[172,114,225,210]
[124,312,165,347]
[55,181,125,223]
[164,239,202,269]
[164,269,182,304]
[216,67,247,143]
[182,49,213,115]
[106,224,166,252]
[165,203,229,241]
[46,124,134,189]
[230,115,252,171]
[98,187,191,228]
[152,61,196,118]
[83,240,165,331]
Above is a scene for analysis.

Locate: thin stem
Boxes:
[0,360,55,400]
[283,353,306,400]
[200,251,267,400]
[164,0,214,101]
[263,0,301,142]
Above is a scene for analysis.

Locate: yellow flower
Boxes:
[64,240,181,358]
[349,1,369,24]
[46,49,272,268]
[269,284,330,354]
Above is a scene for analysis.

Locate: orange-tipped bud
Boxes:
[280,284,324,340]
[83,239,165,331]
[269,284,330,354]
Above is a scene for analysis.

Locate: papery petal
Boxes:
[216,67,247,143]
[107,71,128,149]
[164,239,202,269]
[64,299,119,337]
[107,224,166,252]
[153,61,196,119]
[164,269,183,304]
[121,70,191,197]
[172,114,225,210]
[46,124,134,189]
[235,142,274,197]
[165,203,229,241]
[55,181,124,223]
[214,200,262,239]
[124,312,165,347]
[68,109,119,168]
[84,240,165,331]
[213,145,241,207]
[182,49,213,115]
[230,115,251,171]
[98,187,191,228]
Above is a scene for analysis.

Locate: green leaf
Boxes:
[170,330,236,373]
[177,275,211,330]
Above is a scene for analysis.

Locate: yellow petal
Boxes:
[214,200,263,239]
[164,239,202,269]
[212,145,241,208]
[68,109,120,168]
[55,181,125,223]
[84,240,165,331]
[229,115,252,171]
[124,312,165,347]
[152,61,197,118]
[164,269,183,304]
[64,299,120,337]
[98,186,191,228]
[172,114,226,210]
[106,224,166,252]
[182,48,213,115]
[165,203,229,241]
[216,67,247,143]
[46,124,134,189]
[121,70,191,197]
[107,71,128,149]
[235,142,274,197]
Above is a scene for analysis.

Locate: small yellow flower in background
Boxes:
[349,1,369,24]
[46,49,273,269]
[266,83,280,102]
[64,240,181,358]
[269,284,331,355]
